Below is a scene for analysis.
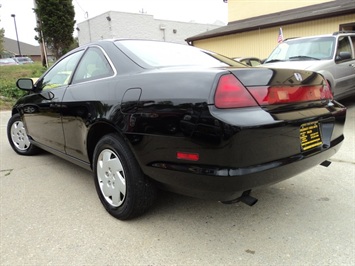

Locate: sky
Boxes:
[0,0,228,46]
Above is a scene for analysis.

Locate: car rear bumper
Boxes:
[144,136,343,201]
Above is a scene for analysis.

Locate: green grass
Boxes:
[0,63,47,110]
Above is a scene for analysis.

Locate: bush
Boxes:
[0,63,47,100]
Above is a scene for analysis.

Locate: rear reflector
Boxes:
[214,74,258,108]
[177,152,199,161]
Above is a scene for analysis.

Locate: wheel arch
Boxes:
[87,121,136,169]
[87,121,121,168]
[11,107,20,116]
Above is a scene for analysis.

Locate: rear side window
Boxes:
[72,46,114,84]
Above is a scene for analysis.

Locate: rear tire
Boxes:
[93,134,157,220]
[7,113,40,155]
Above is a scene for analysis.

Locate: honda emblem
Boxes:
[294,73,303,82]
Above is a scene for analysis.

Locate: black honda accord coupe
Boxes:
[7,39,346,220]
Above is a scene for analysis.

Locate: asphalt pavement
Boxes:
[1,97,354,265]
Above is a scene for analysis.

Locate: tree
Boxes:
[0,28,4,56]
[0,4,4,55]
[68,37,79,51]
[34,0,76,60]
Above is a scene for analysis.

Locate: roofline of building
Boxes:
[186,0,355,43]
[77,10,225,28]
[2,37,41,56]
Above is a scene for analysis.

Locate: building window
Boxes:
[339,22,355,32]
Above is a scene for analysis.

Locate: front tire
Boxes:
[93,134,157,220]
[7,113,40,155]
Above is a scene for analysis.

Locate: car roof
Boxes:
[0,58,17,61]
[284,31,355,42]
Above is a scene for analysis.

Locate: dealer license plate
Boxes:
[300,122,323,151]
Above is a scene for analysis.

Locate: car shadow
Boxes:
[141,182,304,224]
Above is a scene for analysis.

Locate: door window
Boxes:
[336,36,353,61]
[350,36,355,59]
[38,51,84,90]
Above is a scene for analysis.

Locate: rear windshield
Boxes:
[115,40,244,68]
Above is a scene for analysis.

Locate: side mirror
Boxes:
[16,78,34,91]
[335,51,352,61]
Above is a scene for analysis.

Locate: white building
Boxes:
[76,11,223,45]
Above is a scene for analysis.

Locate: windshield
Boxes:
[116,40,244,68]
[265,36,336,63]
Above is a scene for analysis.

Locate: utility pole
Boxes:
[11,14,22,56]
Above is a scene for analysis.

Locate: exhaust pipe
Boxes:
[221,190,258,206]
[320,160,331,167]
[240,190,258,206]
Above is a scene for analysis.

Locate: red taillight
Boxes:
[247,83,333,105]
[214,74,258,108]
[177,152,199,161]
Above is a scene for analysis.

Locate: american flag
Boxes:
[277,27,284,43]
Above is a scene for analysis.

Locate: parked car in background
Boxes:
[13,56,34,64]
[0,58,19,66]
[7,39,346,220]
[234,57,263,66]
[263,31,355,100]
